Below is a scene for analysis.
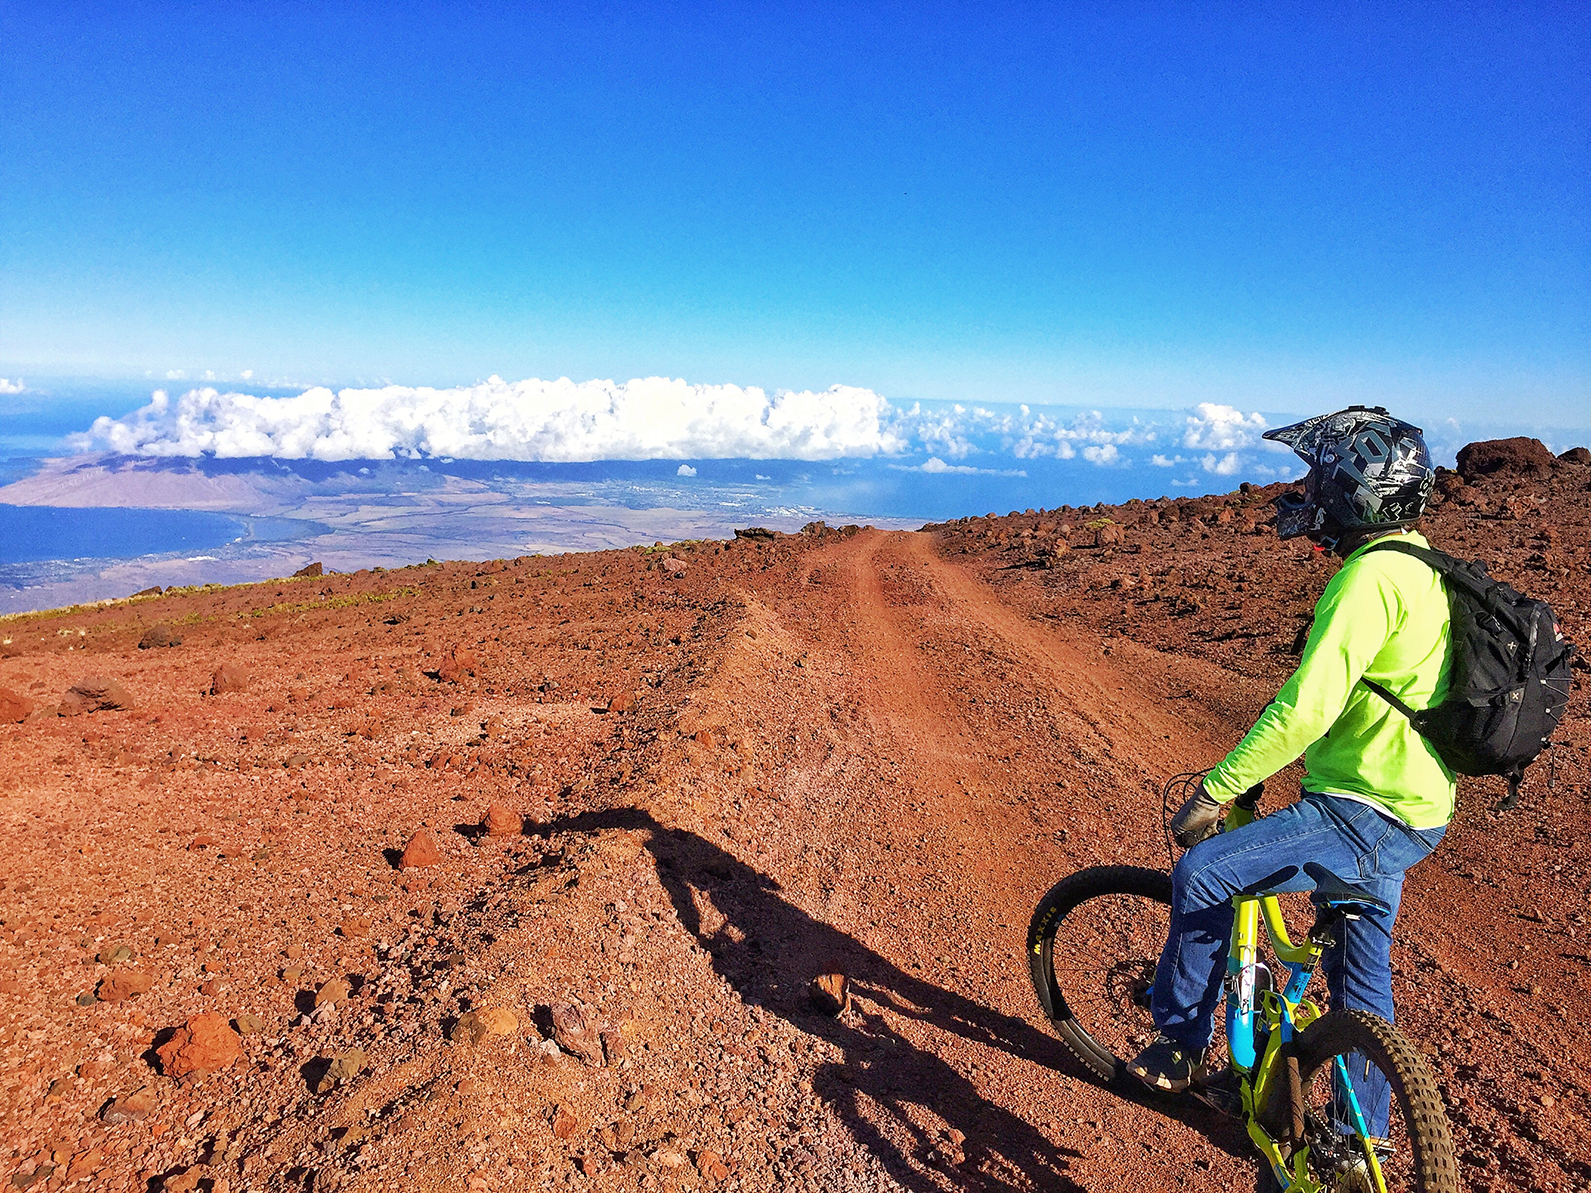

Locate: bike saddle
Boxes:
[1303,862,1391,918]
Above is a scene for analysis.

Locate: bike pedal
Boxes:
[1189,1068,1244,1118]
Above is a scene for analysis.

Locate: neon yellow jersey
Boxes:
[1202,530,1456,829]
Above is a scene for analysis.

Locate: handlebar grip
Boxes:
[1232,783,1265,812]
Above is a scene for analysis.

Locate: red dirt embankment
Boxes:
[1,447,1588,1192]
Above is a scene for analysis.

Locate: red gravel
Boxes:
[0,450,1587,1192]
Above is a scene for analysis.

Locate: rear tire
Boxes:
[1287,1009,1458,1193]
[1027,865,1173,1085]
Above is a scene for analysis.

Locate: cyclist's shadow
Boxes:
[538,806,1249,1192]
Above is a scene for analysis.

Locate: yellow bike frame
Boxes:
[1221,803,1390,1193]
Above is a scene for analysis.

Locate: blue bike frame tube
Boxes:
[1226,898,1262,1071]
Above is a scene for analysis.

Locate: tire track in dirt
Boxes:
[737,530,1259,1190]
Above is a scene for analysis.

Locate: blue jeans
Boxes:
[1151,792,1446,1135]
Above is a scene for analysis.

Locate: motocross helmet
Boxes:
[1263,406,1433,550]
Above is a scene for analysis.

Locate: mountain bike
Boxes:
[1026,782,1458,1192]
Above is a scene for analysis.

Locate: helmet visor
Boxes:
[1272,491,1319,540]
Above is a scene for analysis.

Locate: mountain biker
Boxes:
[1127,407,1452,1145]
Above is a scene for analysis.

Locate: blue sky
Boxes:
[2,2,1587,430]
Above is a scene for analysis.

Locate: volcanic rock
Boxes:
[156,1011,241,1078]
[0,687,35,723]
[1560,446,1591,466]
[314,977,352,1007]
[400,829,443,868]
[450,1007,518,1045]
[96,969,153,1002]
[1457,437,1556,479]
[550,1002,604,1065]
[313,1049,365,1094]
[292,561,324,578]
[481,803,522,837]
[137,624,182,649]
[696,1150,731,1182]
[209,664,249,695]
[660,556,688,575]
[608,690,635,712]
[100,1087,157,1123]
[809,972,849,1015]
[435,644,481,683]
[1094,524,1123,547]
[551,1108,581,1140]
[60,677,134,716]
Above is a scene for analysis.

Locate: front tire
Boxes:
[1027,865,1173,1085]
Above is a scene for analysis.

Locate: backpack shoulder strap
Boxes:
[1361,677,1421,720]
[1358,539,1454,573]
[1356,539,1449,724]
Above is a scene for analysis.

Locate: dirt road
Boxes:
[669,529,1263,1190]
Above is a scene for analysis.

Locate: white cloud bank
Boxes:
[74,376,908,462]
[69,377,1294,485]
[0,378,25,395]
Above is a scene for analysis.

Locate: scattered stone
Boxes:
[400,829,443,868]
[337,917,370,938]
[163,1168,201,1193]
[551,1107,581,1140]
[96,942,133,965]
[156,1011,241,1078]
[63,1149,103,1183]
[96,969,153,1002]
[1094,524,1123,547]
[608,690,635,712]
[481,803,522,837]
[1559,446,1591,466]
[131,585,163,598]
[233,1013,266,1035]
[210,664,249,695]
[435,644,481,684]
[60,677,135,716]
[1457,436,1556,479]
[0,687,37,723]
[809,972,849,1015]
[652,1148,686,1168]
[660,556,687,575]
[283,752,311,769]
[9,1165,53,1190]
[314,977,352,1007]
[100,1086,155,1124]
[314,1049,365,1094]
[292,561,324,578]
[550,1002,604,1065]
[695,1150,730,1182]
[137,624,182,649]
[451,1007,519,1045]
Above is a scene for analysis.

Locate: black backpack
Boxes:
[1359,540,1577,809]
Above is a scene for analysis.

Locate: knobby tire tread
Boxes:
[1293,1009,1459,1193]
[1027,864,1172,1086]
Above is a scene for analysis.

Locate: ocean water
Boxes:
[0,504,249,565]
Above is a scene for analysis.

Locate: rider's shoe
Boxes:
[1126,1034,1208,1093]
